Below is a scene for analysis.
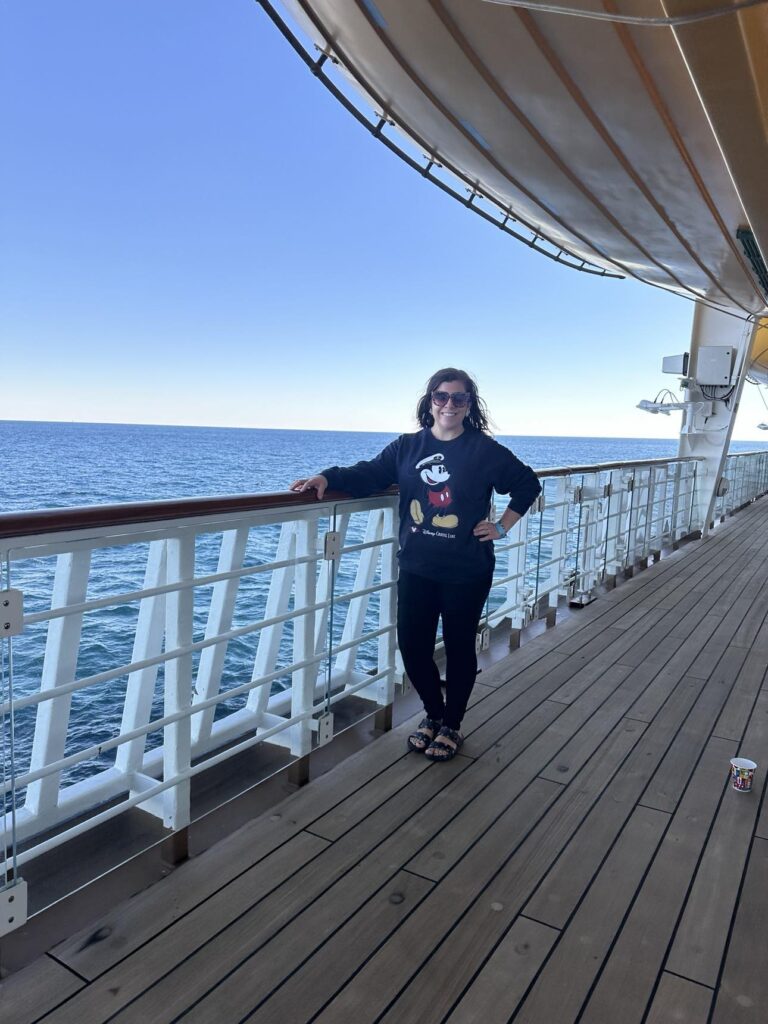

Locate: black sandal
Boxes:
[407,717,442,753]
[424,726,464,762]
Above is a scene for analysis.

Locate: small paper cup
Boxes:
[730,757,757,793]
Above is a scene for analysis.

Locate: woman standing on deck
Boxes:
[290,368,541,761]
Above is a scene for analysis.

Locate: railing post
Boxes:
[117,540,167,778]
[669,463,683,544]
[548,478,568,606]
[191,526,249,749]
[162,531,194,831]
[247,521,298,722]
[377,502,398,709]
[291,516,318,757]
[634,468,651,567]
[584,474,600,596]
[25,549,91,819]
[336,510,385,687]
[622,470,637,576]
[601,471,619,581]
[505,515,529,647]
[651,466,663,561]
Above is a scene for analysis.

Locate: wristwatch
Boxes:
[495,522,507,539]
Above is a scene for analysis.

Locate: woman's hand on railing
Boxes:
[290,475,329,500]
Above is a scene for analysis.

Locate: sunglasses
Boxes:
[432,390,471,408]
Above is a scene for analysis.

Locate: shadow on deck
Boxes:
[4,497,768,1024]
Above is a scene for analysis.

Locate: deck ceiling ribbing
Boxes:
[4,495,768,1022]
[281,0,768,314]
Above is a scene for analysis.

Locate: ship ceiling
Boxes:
[279,0,768,316]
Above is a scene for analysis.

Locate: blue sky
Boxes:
[2,0,766,439]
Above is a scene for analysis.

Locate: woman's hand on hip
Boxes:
[289,474,329,499]
[474,519,501,542]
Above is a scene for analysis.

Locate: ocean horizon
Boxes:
[4,419,767,514]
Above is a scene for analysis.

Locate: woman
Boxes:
[290,368,541,761]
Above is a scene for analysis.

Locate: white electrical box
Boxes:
[695,347,733,385]
[662,353,689,375]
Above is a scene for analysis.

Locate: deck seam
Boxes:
[42,955,89,985]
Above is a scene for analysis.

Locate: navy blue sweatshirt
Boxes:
[322,428,541,583]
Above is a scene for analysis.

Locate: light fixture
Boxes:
[637,399,674,416]
[637,391,714,417]
[637,389,686,415]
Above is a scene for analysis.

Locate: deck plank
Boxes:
[521,672,712,931]
[712,648,768,742]
[40,830,331,1023]
[711,837,768,1024]
[314,719,647,1024]
[539,666,654,784]
[185,869,435,1024]
[638,647,746,812]
[665,689,768,986]
[645,974,714,1024]
[578,735,734,1024]
[513,806,669,1024]
[444,916,559,1024]
[0,955,84,1024]
[406,714,643,883]
[83,757,474,1023]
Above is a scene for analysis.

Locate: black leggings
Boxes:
[397,569,492,731]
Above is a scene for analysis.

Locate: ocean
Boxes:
[4,419,766,512]
[2,421,766,788]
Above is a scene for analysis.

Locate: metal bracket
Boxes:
[1,589,24,637]
[316,711,334,746]
[0,880,28,937]
[531,493,545,514]
[475,626,491,654]
[323,532,342,561]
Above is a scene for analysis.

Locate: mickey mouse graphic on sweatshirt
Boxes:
[410,453,458,530]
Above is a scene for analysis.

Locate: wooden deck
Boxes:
[5,497,768,1024]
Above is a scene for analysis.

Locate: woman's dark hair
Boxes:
[416,367,492,434]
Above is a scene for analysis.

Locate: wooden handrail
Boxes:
[0,454,734,540]
[0,488,397,540]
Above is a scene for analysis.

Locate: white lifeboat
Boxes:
[279,0,768,316]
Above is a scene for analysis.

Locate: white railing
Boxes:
[712,451,768,520]
[3,451,768,922]
[1,492,398,870]
[484,457,702,633]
